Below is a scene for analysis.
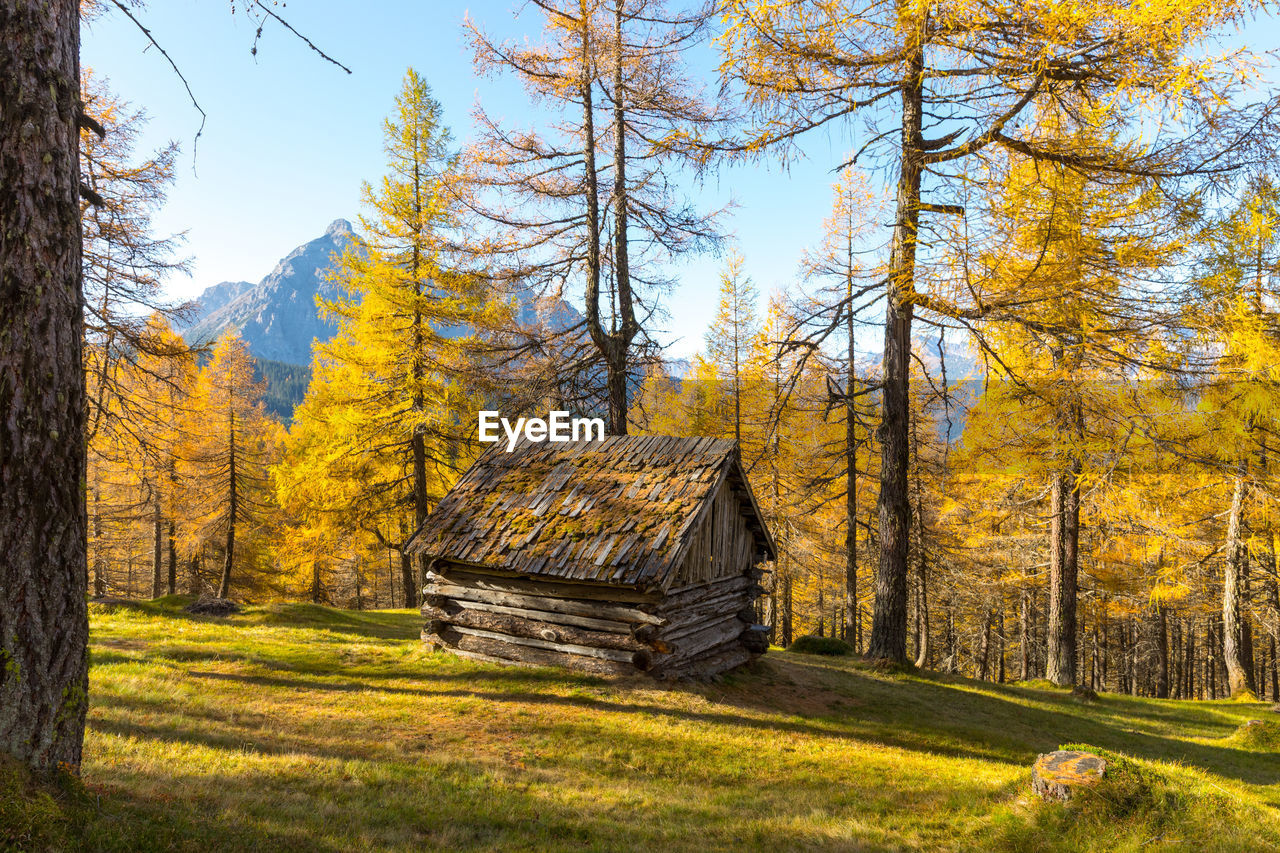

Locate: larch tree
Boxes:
[1191,185,1280,696]
[80,66,190,447]
[180,332,278,600]
[715,0,1273,663]
[701,250,762,448]
[461,0,727,434]
[304,69,501,608]
[955,110,1191,684]
[797,168,886,648]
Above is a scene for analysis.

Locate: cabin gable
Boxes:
[673,478,757,589]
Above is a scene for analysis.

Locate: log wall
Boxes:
[422,562,768,678]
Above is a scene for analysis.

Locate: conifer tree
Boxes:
[462,0,727,433]
[180,332,278,600]
[714,0,1274,664]
[702,250,762,448]
[289,69,500,608]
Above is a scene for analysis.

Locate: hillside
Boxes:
[5,600,1279,852]
[253,358,312,423]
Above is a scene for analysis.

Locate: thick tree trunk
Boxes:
[869,28,924,664]
[1223,476,1256,696]
[0,0,89,773]
[1046,465,1080,687]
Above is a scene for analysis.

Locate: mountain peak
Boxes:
[183,220,357,365]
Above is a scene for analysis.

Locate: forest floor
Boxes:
[4,597,1280,852]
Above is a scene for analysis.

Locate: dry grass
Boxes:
[4,597,1279,851]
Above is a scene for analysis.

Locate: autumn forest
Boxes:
[7,0,1280,846]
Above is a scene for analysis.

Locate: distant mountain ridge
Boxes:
[180,219,587,419]
[180,219,356,366]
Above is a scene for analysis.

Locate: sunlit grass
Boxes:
[4,598,1278,851]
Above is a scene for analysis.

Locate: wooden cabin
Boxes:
[404,435,776,679]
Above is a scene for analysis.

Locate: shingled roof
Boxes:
[403,435,776,590]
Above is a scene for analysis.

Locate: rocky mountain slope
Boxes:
[180,219,356,366]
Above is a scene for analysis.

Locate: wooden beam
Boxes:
[432,565,659,604]
[422,603,673,654]
[423,597,638,634]
[426,628,637,677]
[424,579,667,626]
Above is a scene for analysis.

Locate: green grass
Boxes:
[4,599,1279,851]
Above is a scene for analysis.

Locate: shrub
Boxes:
[1228,719,1280,751]
[788,635,854,656]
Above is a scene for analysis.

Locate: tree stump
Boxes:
[1032,750,1107,802]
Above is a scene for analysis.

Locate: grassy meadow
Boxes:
[3,597,1279,851]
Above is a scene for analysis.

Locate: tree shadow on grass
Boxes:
[105,650,1279,787]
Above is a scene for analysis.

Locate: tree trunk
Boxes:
[408,433,427,610]
[1264,630,1274,701]
[781,569,793,647]
[816,584,825,637]
[91,488,105,597]
[167,522,177,596]
[580,1,637,436]
[977,610,992,681]
[218,409,236,599]
[1046,465,1080,687]
[0,0,89,773]
[1155,604,1169,699]
[868,24,924,664]
[151,490,163,599]
[188,554,201,597]
[997,607,1006,683]
[914,552,930,669]
[1224,476,1257,696]
[844,272,859,644]
[1020,589,1031,681]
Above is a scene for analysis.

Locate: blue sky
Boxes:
[82,2,1280,360]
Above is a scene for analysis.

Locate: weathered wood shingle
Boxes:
[404,435,774,589]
